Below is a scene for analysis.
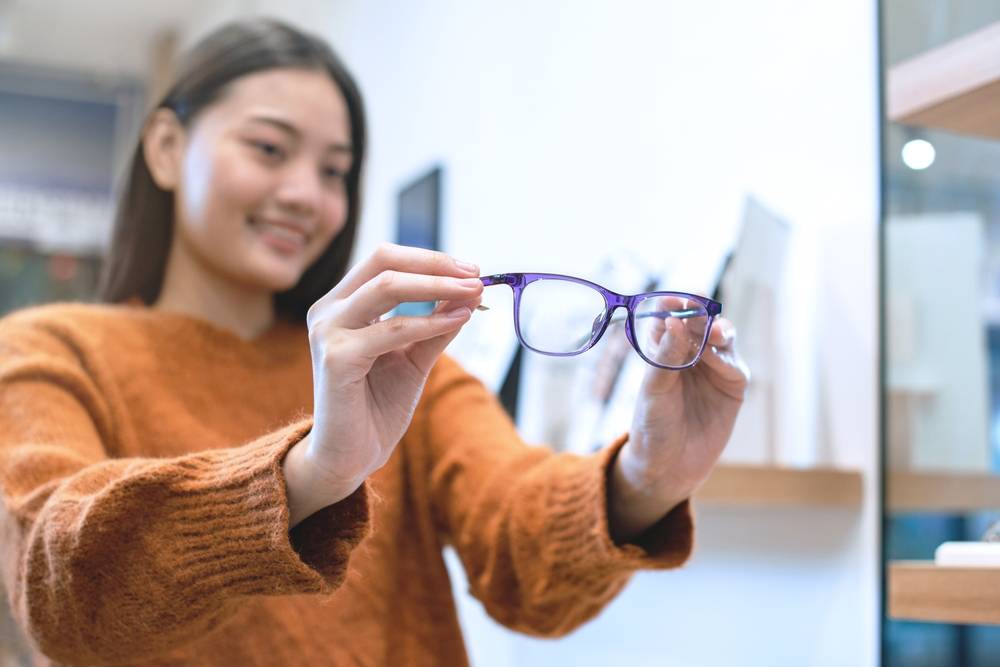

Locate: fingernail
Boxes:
[455,259,479,274]
[442,306,471,319]
[459,277,483,288]
[722,325,735,343]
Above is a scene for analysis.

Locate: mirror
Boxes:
[882,1,1000,664]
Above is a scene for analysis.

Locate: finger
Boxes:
[637,294,708,352]
[326,243,479,302]
[640,324,749,398]
[699,337,752,390]
[429,294,484,316]
[706,317,736,349]
[644,313,667,347]
[637,305,707,369]
[638,308,714,368]
[338,271,484,329]
[345,302,477,361]
[406,296,484,373]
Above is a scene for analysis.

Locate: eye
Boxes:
[249,140,285,159]
[322,166,347,182]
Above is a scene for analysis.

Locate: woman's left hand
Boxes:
[608,316,750,543]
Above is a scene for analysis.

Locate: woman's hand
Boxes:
[284,243,483,526]
[609,316,750,543]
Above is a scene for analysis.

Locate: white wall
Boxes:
[184,2,881,665]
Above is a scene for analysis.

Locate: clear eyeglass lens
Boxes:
[518,278,608,354]
[632,295,710,367]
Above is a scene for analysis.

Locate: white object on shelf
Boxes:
[934,541,1000,567]
[715,195,793,465]
[886,214,990,472]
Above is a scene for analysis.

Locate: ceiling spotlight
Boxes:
[901,139,935,170]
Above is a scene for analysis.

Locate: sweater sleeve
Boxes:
[0,315,370,665]
[423,355,694,638]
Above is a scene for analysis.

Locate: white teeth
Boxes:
[252,218,307,245]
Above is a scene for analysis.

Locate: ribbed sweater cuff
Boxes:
[159,418,371,599]
[551,432,694,573]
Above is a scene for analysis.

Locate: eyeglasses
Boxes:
[480,273,722,370]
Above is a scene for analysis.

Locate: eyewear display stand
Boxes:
[567,196,865,510]
[715,196,792,465]
[692,200,863,506]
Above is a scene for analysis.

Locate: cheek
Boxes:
[179,142,271,234]
[316,189,350,242]
[178,140,214,223]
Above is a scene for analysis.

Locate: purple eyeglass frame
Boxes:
[480,272,723,370]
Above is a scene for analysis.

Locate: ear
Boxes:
[142,108,186,191]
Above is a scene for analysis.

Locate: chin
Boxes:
[239,248,312,290]
[262,270,306,293]
[240,263,307,294]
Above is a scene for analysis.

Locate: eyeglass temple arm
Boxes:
[607,309,705,329]
[473,274,520,311]
[480,274,517,287]
[570,308,708,348]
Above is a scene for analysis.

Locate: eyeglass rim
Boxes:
[480,272,722,370]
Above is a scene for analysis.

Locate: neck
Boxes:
[154,238,275,341]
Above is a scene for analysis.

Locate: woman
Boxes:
[0,18,748,666]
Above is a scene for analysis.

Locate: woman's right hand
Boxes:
[283,243,483,526]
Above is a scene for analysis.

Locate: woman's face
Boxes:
[169,67,353,293]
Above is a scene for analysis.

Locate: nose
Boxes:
[274,158,322,217]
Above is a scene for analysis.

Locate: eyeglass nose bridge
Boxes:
[587,292,636,349]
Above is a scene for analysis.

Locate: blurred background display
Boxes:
[0,57,142,315]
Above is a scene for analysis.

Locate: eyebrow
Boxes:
[246,114,353,154]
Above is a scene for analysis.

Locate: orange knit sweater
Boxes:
[0,302,693,666]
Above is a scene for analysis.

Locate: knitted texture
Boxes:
[0,302,694,666]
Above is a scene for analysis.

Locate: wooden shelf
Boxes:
[694,464,863,507]
[890,561,1000,625]
[887,21,1000,140]
[888,471,1000,513]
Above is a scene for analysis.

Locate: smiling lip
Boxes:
[248,216,310,254]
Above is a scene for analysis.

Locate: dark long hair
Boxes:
[98,18,366,321]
